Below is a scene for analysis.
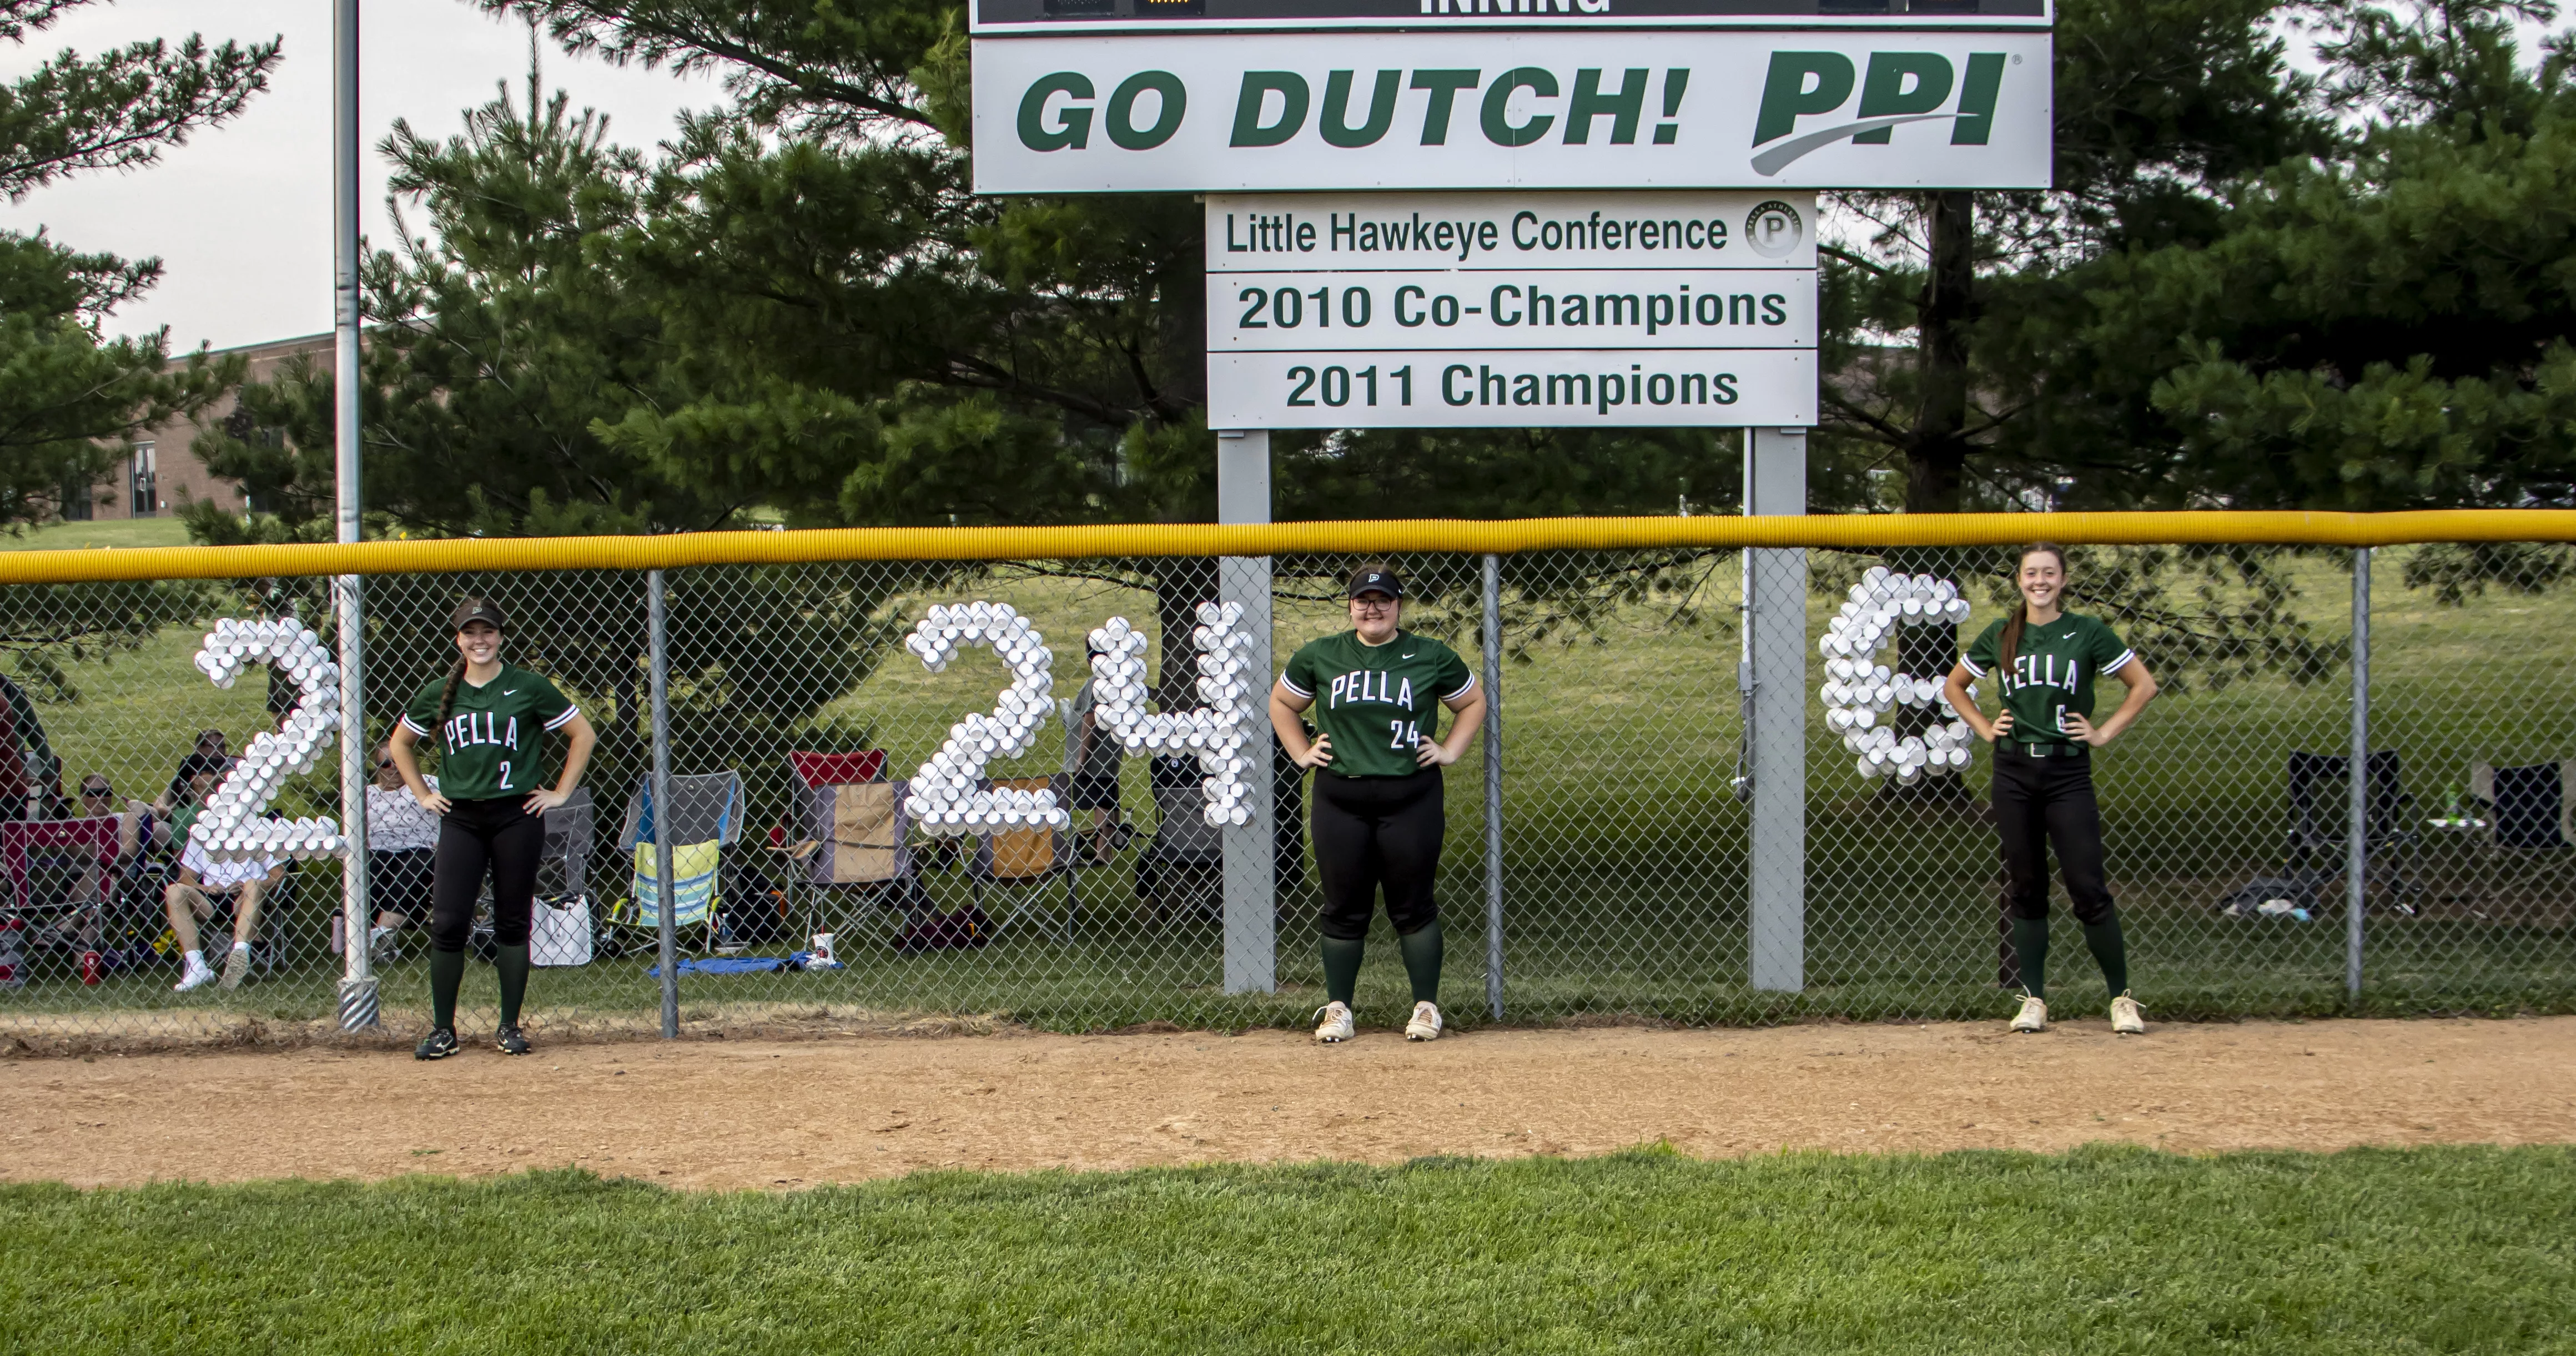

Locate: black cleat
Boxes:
[494,1024,531,1056]
[414,1027,460,1061]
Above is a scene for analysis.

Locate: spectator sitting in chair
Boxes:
[49,775,164,939]
[164,767,220,850]
[157,729,230,815]
[166,816,289,993]
[360,742,440,961]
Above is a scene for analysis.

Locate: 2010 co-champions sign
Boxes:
[972,31,2052,193]
[1207,191,1815,428]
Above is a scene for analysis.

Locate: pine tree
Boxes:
[0,0,278,526]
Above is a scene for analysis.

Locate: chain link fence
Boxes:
[1,533,2569,1045]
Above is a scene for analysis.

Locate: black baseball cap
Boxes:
[1348,569,1402,600]
[450,598,507,632]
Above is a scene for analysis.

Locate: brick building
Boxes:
[64,331,335,521]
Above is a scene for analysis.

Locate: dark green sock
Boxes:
[2009,916,2051,1001]
[1397,919,1443,1005]
[1321,936,1365,1006]
[2081,914,2129,996]
[495,942,531,1029]
[429,946,465,1032]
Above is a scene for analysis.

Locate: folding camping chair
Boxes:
[2470,760,2576,851]
[2460,761,2576,907]
[972,774,1075,941]
[1135,754,1222,928]
[529,787,596,966]
[617,772,742,951]
[2,815,119,965]
[2282,749,2421,914]
[785,750,929,938]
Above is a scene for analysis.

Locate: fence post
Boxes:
[650,569,679,1037]
[2347,547,2371,1004]
[1482,552,1506,1020]
[1216,430,1276,994]
[1745,427,1808,992]
[329,0,376,1035]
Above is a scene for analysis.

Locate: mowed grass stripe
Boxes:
[1,1145,2569,1354]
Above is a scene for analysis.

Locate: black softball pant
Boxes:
[428,797,544,953]
[1992,747,2116,980]
[1311,768,1445,941]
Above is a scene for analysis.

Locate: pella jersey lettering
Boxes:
[400,664,579,800]
[1960,613,2135,748]
[1280,629,1475,779]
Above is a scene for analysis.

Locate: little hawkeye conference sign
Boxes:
[970,1,2055,193]
[1204,190,1816,427]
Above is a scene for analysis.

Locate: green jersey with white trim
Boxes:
[400,664,578,800]
[1280,630,1475,779]
[1961,613,2135,748]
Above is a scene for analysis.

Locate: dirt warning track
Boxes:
[3,1016,2570,1190]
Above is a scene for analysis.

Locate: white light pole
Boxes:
[333,0,377,1032]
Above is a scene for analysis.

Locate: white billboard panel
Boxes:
[973,30,2051,191]
[972,0,2054,38]
[1210,347,1815,427]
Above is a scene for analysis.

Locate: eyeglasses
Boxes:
[1351,597,1396,609]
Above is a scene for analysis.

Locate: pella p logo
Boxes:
[1750,51,2007,176]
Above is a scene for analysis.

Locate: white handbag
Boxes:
[530,894,593,967]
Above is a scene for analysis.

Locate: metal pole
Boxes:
[650,570,678,1037]
[1745,427,1808,992]
[1481,553,1505,1020]
[331,0,376,1033]
[2347,547,2371,1003]
[1216,429,1276,994]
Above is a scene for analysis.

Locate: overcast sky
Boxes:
[0,0,714,352]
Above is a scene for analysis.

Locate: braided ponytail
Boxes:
[433,656,468,734]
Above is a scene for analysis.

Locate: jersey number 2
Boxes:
[498,760,512,789]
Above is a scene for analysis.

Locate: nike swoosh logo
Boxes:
[1401,653,1415,659]
[502,689,517,695]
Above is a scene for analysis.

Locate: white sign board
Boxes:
[1207,191,1815,428]
[974,31,2051,192]
[971,0,2053,37]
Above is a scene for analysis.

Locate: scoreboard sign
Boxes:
[970,3,2053,193]
[1206,191,1817,427]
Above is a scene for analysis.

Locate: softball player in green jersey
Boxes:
[1270,566,1487,1044]
[1943,544,2160,1036]
[389,599,596,1060]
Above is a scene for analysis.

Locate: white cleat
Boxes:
[2110,991,2146,1035]
[1313,1001,1355,1044]
[1404,1001,1443,1042]
[219,943,252,991]
[2010,994,2048,1034]
[172,961,217,993]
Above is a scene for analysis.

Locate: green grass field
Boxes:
[4,546,2572,1035]
[0,518,193,552]
[1,1145,2569,1353]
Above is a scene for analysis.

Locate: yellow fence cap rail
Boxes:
[6,510,2574,585]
